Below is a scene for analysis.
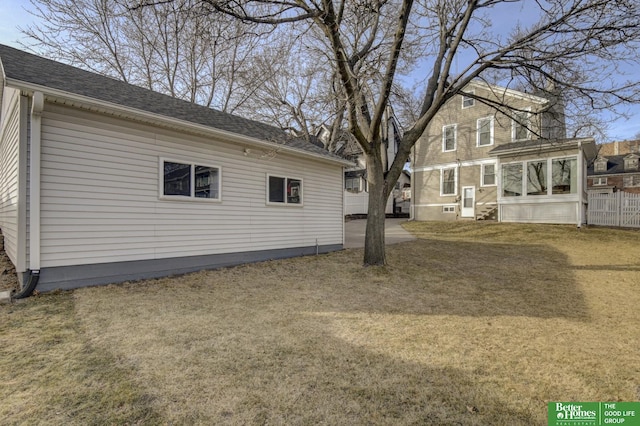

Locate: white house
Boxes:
[316,108,410,216]
[0,44,351,294]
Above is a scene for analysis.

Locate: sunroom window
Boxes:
[551,158,577,194]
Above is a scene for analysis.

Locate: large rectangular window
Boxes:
[268,175,302,205]
[552,158,576,194]
[502,163,523,197]
[477,117,493,147]
[441,168,456,195]
[527,160,547,195]
[162,160,220,200]
[443,124,457,152]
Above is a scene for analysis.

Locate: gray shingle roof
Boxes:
[588,154,639,176]
[0,44,342,162]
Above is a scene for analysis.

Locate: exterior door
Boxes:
[461,186,475,218]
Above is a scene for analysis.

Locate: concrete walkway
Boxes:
[344,218,415,248]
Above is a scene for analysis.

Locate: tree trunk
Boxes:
[363,158,388,266]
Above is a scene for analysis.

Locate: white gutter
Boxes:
[5,77,353,168]
[29,91,43,271]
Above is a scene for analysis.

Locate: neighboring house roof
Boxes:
[587,154,640,176]
[488,137,597,159]
[0,44,349,165]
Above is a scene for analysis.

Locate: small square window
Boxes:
[268,175,302,205]
[443,205,456,213]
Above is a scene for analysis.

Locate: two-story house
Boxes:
[411,81,596,225]
[588,146,640,194]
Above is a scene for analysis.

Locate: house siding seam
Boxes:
[0,87,21,266]
[39,103,343,268]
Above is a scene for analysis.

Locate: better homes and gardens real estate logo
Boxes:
[548,402,640,426]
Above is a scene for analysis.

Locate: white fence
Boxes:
[588,191,640,228]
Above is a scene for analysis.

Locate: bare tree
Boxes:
[167,0,640,266]
[21,0,270,112]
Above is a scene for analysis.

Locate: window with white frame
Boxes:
[624,157,639,171]
[594,159,608,172]
[592,177,607,186]
[527,160,547,195]
[512,111,530,141]
[481,163,496,186]
[502,163,523,197]
[500,157,578,197]
[162,159,220,200]
[443,205,456,213]
[551,158,577,194]
[462,91,475,108]
[441,168,456,195]
[443,124,457,152]
[477,117,493,146]
[268,175,302,205]
[345,177,361,193]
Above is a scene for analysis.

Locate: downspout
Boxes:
[13,91,43,299]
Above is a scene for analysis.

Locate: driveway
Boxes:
[344,218,415,248]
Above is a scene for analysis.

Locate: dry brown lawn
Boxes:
[1,222,639,425]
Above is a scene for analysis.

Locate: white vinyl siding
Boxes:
[38,103,343,268]
[0,88,24,268]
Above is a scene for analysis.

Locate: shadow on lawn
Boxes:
[209,327,543,425]
[326,238,590,320]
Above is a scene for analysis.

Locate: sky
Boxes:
[1,0,639,143]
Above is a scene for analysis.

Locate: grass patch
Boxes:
[1,222,639,424]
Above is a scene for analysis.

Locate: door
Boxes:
[461,186,475,218]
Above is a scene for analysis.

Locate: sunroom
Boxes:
[489,138,597,226]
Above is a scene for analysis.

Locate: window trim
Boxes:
[476,116,494,147]
[442,205,456,213]
[440,167,457,196]
[266,173,304,206]
[159,157,222,202]
[345,176,361,193]
[594,160,608,172]
[511,110,531,141]
[592,177,608,186]
[462,91,475,109]
[442,124,457,152]
[499,154,579,198]
[481,163,497,187]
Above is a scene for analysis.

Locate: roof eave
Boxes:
[5,77,353,167]
[489,138,596,157]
